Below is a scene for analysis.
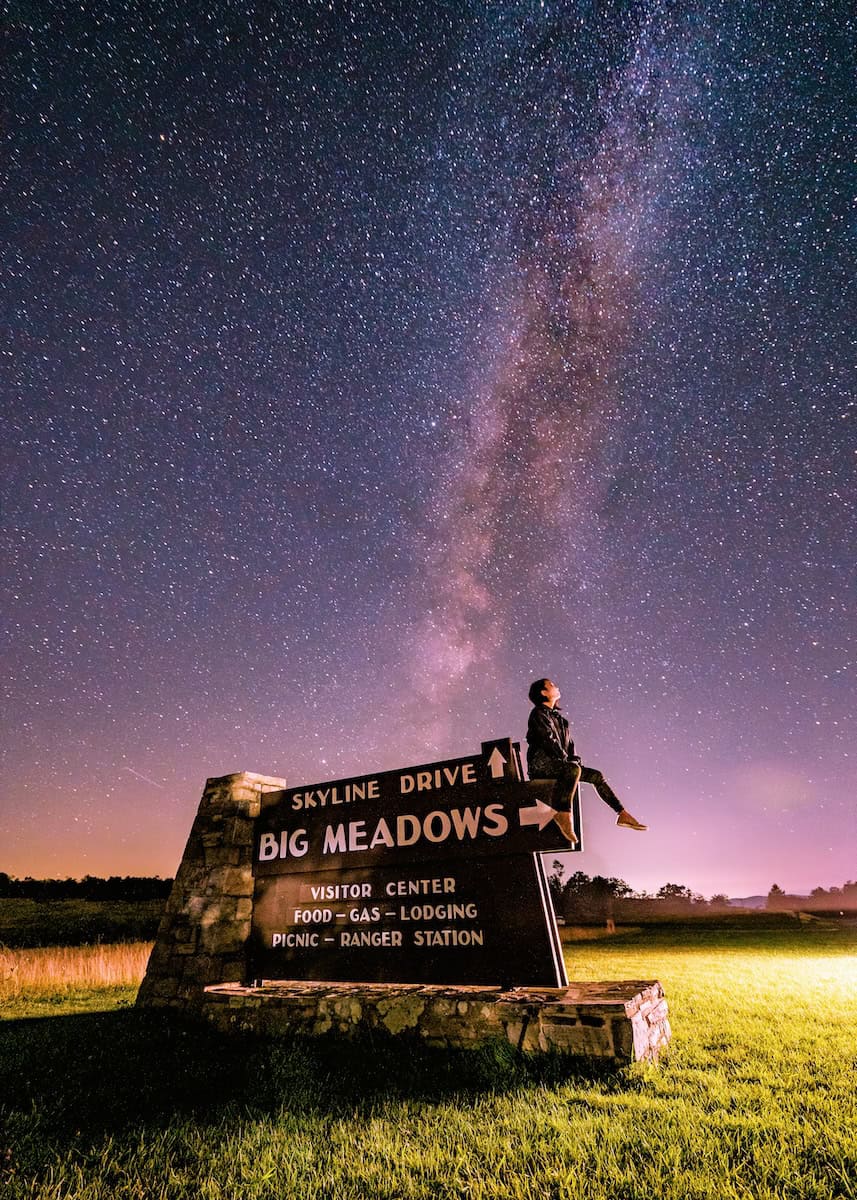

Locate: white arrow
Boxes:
[519,799,559,831]
[487,747,507,778]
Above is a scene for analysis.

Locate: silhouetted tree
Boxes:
[0,874,172,900]
[656,883,693,902]
[548,860,566,908]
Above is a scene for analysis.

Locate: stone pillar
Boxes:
[136,771,285,1011]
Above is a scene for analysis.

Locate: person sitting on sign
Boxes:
[526,678,647,844]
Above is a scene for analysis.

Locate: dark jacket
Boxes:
[526,704,578,777]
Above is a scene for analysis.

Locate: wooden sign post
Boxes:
[249,739,580,988]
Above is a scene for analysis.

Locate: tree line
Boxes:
[766,881,857,912]
[548,864,857,923]
[546,864,730,923]
[0,874,174,901]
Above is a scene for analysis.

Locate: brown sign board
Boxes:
[249,739,582,988]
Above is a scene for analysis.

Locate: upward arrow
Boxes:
[486,747,507,778]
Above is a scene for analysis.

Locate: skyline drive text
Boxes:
[286,761,479,810]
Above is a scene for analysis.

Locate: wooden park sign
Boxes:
[136,744,671,1063]
[249,738,581,988]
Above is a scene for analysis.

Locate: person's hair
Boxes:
[528,678,550,705]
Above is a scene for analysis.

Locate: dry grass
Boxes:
[0,941,152,1001]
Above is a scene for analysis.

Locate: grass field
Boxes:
[1,922,855,1199]
[0,899,166,948]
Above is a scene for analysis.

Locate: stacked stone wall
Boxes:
[200,980,671,1064]
[136,771,285,1011]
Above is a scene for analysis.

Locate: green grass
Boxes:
[0,899,166,948]
[1,923,855,1199]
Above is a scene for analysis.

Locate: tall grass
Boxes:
[0,942,151,1005]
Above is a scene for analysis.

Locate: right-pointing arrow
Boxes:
[519,799,559,832]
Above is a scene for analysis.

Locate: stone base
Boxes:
[201,979,670,1064]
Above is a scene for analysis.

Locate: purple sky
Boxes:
[2,0,854,897]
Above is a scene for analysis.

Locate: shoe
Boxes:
[553,811,579,845]
[616,810,647,831]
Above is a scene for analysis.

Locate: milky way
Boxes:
[2,1,854,896]
[412,5,704,719]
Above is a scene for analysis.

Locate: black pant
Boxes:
[530,759,623,815]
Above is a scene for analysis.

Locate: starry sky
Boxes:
[2,0,854,898]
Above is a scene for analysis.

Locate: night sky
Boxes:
[3,0,854,898]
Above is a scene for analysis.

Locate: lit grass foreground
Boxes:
[1,924,856,1200]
